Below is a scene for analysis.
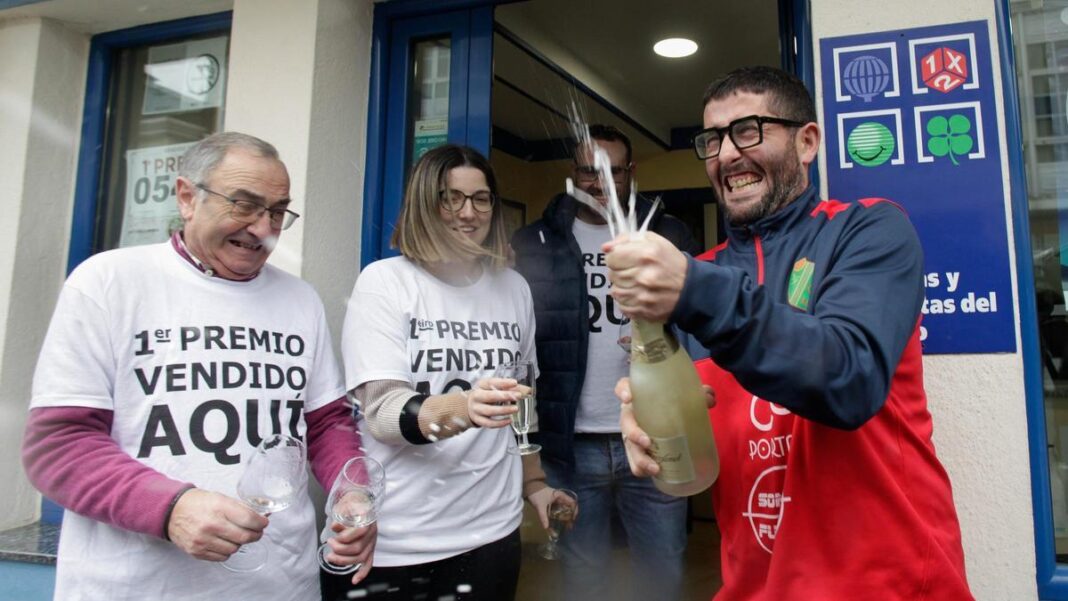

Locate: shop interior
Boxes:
[484,1,782,597]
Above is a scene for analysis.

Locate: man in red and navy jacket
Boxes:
[608,66,973,600]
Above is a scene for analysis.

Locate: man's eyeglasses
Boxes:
[196,184,300,230]
[440,189,496,214]
[691,115,807,160]
[574,164,632,183]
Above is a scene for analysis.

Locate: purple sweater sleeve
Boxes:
[21,406,193,539]
[306,397,364,491]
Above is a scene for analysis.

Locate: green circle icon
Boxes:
[846,121,895,167]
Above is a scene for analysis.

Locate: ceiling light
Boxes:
[654,38,698,58]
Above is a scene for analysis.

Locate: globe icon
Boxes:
[843,55,891,102]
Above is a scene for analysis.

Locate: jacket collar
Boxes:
[724,185,818,244]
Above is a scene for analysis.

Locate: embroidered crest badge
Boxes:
[788,258,814,311]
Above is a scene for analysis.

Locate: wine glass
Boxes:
[618,319,632,354]
[539,488,578,560]
[494,360,541,455]
[318,456,386,575]
[221,433,307,573]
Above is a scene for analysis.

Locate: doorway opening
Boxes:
[488,2,783,599]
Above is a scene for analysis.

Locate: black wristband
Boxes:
[400,393,432,445]
[162,485,195,542]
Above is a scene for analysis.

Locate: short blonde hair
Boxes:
[391,145,508,269]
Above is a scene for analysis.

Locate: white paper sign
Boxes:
[143,36,228,115]
[119,142,194,248]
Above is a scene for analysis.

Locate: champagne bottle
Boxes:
[629,318,719,496]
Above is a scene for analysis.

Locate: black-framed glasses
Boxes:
[692,115,807,160]
[573,164,632,182]
[195,183,300,230]
[439,189,495,213]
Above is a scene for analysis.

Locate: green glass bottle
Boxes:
[629,319,719,496]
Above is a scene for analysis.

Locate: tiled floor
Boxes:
[515,511,722,600]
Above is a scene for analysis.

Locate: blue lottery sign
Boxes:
[820,21,1015,354]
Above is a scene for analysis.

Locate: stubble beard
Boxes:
[719,145,804,227]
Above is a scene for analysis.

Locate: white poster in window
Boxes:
[143,36,227,115]
[119,142,194,248]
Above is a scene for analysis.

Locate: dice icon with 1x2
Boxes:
[920,47,968,94]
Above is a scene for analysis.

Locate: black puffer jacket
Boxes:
[511,193,701,467]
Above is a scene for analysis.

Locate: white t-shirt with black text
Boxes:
[342,256,537,565]
[572,219,630,433]
[31,242,344,601]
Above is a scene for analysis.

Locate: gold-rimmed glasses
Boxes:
[196,183,301,230]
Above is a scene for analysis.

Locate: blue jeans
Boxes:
[543,434,688,601]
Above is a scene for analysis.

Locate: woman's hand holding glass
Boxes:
[466,377,521,428]
[319,456,385,582]
[492,361,541,455]
[530,488,578,560]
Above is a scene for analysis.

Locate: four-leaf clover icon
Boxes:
[926,114,974,166]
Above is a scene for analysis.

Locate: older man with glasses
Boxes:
[609,66,973,599]
[23,132,375,601]
[511,124,699,600]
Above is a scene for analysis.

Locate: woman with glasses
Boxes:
[323,145,571,601]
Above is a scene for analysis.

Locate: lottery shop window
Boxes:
[92,29,230,252]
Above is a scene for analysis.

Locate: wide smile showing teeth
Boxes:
[726,173,762,191]
[229,240,262,251]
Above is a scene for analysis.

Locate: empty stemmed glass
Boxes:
[318,456,386,575]
[494,360,541,455]
[539,488,578,560]
[221,433,307,573]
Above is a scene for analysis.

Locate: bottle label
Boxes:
[649,435,695,484]
[633,338,671,363]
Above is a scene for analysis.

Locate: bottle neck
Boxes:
[630,319,678,363]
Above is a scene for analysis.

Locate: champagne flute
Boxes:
[539,488,578,560]
[221,433,307,573]
[494,360,541,455]
[618,319,632,354]
[318,456,386,575]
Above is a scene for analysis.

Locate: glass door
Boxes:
[363,6,493,263]
[1011,3,1068,592]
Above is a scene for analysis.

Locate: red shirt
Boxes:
[696,328,972,600]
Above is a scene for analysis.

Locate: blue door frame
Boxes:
[68,11,232,274]
[360,1,494,265]
[994,0,1068,596]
